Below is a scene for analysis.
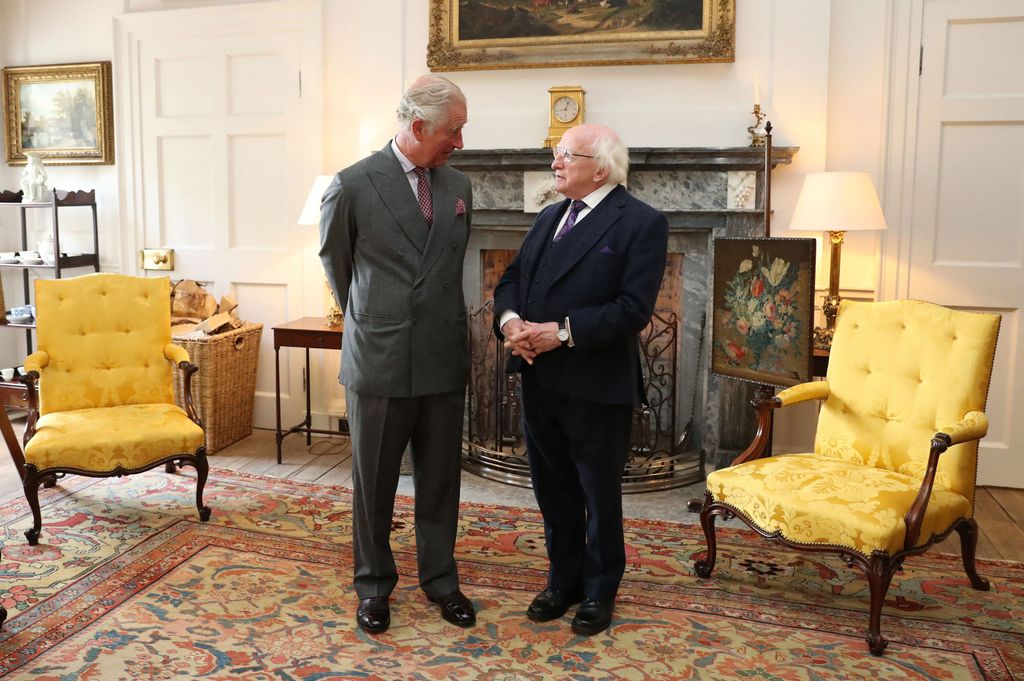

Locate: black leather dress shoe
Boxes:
[429,590,476,627]
[356,596,390,633]
[571,599,614,636]
[526,588,584,622]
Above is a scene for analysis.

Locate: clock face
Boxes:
[553,96,579,124]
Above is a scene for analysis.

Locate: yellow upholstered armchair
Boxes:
[693,299,1000,655]
[18,273,211,546]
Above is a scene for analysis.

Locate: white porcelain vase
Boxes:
[37,233,61,264]
[20,152,49,203]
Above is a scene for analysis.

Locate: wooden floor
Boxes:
[2,418,1023,562]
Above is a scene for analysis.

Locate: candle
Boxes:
[754,75,760,106]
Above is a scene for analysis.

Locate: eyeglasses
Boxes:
[552,147,596,164]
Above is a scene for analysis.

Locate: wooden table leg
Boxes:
[0,406,26,481]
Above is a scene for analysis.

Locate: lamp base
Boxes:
[325,306,343,328]
[812,325,833,351]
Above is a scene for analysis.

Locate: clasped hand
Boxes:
[502,319,560,365]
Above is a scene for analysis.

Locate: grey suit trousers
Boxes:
[347,387,465,599]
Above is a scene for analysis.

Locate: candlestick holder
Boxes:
[748,104,767,147]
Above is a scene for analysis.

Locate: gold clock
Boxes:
[543,86,586,149]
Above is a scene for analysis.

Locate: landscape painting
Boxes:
[2,62,114,165]
[428,0,735,70]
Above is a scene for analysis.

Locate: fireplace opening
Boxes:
[463,250,704,493]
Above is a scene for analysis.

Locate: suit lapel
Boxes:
[519,199,568,304]
[548,186,627,286]
[367,144,429,254]
[416,167,456,284]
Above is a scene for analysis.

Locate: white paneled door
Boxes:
[900,0,1024,486]
[117,1,322,432]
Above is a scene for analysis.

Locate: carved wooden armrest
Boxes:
[163,344,202,426]
[776,380,830,407]
[19,351,48,445]
[728,380,830,468]
[903,410,988,550]
[177,360,202,427]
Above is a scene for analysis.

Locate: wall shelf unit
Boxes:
[1,188,99,382]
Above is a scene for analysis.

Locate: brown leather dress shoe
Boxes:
[571,598,614,636]
[429,590,476,627]
[356,596,390,633]
[526,588,584,622]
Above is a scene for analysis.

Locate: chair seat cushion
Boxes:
[707,454,972,555]
[25,403,204,474]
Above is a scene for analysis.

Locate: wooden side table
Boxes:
[1,383,28,481]
[273,317,346,464]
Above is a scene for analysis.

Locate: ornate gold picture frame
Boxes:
[428,0,735,71]
[3,62,114,165]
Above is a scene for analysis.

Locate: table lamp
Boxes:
[789,171,887,349]
[298,175,343,327]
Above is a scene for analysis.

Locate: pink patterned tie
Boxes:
[414,167,432,227]
[554,200,587,242]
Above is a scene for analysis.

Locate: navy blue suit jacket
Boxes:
[493,185,668,406]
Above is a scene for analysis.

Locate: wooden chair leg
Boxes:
[694,492,719,578]
[22,465,43,546]
[0,604,6,628]
[956,518,991,591]
[194,448,212,522]
[864,554,896,656]
[165,461,177,473]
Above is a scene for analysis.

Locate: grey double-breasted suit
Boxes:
[319,142,472,599]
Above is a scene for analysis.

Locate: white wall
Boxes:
[0,0,892,452]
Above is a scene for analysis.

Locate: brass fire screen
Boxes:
[463,301,704,493]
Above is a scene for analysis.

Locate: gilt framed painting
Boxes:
[711,237,815,388]
[3,62,114,165]
[428,0,735,71]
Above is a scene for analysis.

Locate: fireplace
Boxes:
[453,146,797,486]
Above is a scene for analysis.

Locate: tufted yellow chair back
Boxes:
[817,299,1000,504]
[34,274,175,415]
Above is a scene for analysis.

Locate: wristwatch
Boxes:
[556,323,570,345]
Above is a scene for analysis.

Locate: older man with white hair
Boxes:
[494,123,668,636]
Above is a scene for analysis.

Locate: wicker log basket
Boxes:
[172,323,263,452]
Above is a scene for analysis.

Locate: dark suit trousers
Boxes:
[520,371,632,601]
[347,387,465,599]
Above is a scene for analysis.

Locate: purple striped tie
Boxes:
[554,200,587,242]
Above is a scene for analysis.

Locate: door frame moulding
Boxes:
[113,0,323,278]
[877,0,925,302]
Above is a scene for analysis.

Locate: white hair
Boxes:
[591,133,629,186]
[396,76,466,132]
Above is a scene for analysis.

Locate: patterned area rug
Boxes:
[0,469,1021,680]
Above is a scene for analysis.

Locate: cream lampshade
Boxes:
[298,175,343,327]
[789,171,887,349]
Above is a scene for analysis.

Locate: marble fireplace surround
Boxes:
[452,146,798,471]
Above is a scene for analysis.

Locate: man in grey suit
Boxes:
[319,75,475,634]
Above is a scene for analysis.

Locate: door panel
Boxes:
[117,2,322,432]
[908,0,1024,486]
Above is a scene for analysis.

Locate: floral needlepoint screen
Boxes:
[711,237,816,387]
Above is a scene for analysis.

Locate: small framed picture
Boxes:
[3,61,114,165]
[711,237,816,387]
